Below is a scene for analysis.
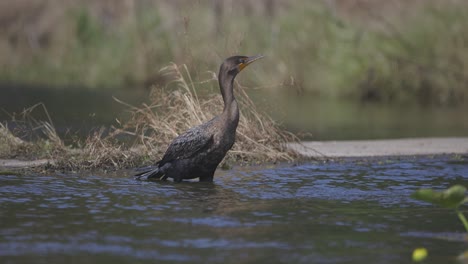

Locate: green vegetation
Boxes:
[412,185,468,213]
[1,1,468,105]
[412,185,468,262]
[413,185,468,231]
[412,247,428,262]
[0,63,298,171]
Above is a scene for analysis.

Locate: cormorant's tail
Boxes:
[134,168,162,180]
[134,162,170,181]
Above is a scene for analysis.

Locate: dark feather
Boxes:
[160,123,214,164]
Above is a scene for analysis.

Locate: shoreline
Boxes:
[1,137,467,170]
[287,137,468,158]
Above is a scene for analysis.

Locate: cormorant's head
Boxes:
[220,55,264,77]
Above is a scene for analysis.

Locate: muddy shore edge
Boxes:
[1,137,467,170]
[287,137,468,158]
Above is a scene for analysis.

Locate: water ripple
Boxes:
[1,155,467,263]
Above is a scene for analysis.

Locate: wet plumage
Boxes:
[135,55,263,182]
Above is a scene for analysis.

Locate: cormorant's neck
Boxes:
[219,72,239,125]
[219,73,235,109]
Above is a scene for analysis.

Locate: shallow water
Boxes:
[1,156,468,263]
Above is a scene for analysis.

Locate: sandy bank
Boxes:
[1,138,467,170]
[287,137,468,158]
[0,159,53,169]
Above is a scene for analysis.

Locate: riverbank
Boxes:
[287,137,468,158]
[2,138,466,170]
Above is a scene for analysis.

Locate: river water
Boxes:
[1,156,468,263]
[1,84,468,140]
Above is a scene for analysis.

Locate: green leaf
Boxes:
[412,188,439,203]
[412,247,428,262]
[411,185,467,209]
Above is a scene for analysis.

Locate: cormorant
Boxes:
[135,55,264,182]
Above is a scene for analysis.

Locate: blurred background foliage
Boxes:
[1,0,468,106]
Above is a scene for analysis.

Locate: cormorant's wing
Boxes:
[159,125,214,164]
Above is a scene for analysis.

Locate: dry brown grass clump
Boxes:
[0,103,140,170]
[0,123,25,158]
[0,103,65,160]
[52,129,139,171]
[118,63,299,166]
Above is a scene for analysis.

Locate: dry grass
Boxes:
[0,123,25,158]
[0,102,140,170]
[0,63,299,170]
[54,129,143,171]
[0,103,65,160]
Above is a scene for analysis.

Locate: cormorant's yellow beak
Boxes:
[239,55,264,71]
